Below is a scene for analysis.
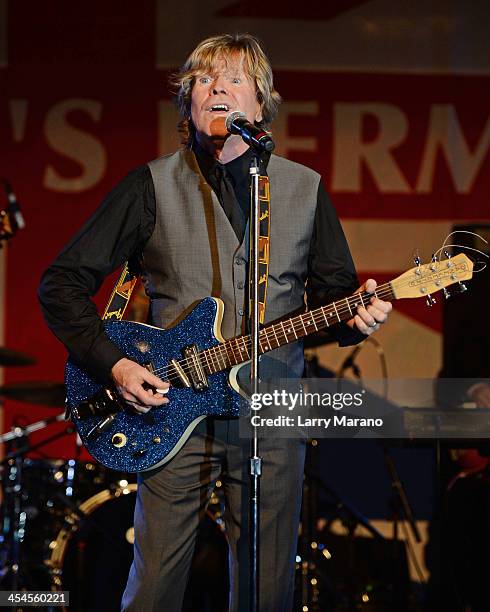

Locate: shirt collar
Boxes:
[192,141,270,186]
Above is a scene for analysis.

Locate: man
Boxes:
[39,33,391,611]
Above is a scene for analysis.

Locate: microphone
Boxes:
[3,181,26,230]
[225,111,275,153]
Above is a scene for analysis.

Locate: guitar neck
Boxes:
[200,282,395,374]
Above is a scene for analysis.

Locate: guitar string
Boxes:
[152,276,441,383]
[150,285,395,382]
[150,282,417,381]
[153,286,392,379]
[150,264,464,382]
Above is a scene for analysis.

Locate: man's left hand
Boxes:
[347,278,392,336]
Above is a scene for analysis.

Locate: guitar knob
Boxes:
[458,282,468,293]
[426,294,436,307]
[112,433,127,448]
[443,288,451,299]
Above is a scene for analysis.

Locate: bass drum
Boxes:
[48,485,229,612]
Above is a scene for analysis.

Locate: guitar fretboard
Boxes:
[198,282,395,374]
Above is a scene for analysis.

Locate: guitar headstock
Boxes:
[391,253,474,300]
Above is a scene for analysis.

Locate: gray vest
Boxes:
[144,149,320,378]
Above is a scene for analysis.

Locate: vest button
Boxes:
[237,281,244,290]
[238,308,244,316]
[235,258,243,265]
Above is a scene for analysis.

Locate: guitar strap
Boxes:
[249,175,271,325]
[102,262,138,321]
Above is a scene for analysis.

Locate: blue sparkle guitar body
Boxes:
[65,298,245,472]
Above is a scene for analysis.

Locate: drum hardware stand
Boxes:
[2,423,75,463]
[0,413,72,593]
[248,155,261,612]
[298,440,385,611]
[380,444,425,610]
[337,340,420,597]
[380,416,427,588]
[0,435,23,594]
[0,413,67,446]
[336,343,364,380]
[298,439,321,611]
[337,336,388,399]
[382,446,421,545]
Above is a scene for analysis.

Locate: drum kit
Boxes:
[0,348,229,612]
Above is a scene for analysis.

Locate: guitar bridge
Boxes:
[182,344,208,391]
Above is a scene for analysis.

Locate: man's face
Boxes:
[190,55,262,143]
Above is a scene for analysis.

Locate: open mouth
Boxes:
[207,104,230,113]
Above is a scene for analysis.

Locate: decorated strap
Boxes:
[102,262,138,321]
[249,175,271,324]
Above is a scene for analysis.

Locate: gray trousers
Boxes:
[121,417,305,611]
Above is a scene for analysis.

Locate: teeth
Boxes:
[210,104,229,111]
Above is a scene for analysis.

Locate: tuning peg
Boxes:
[429,253,439,271]
[426,294,436,307]
[443,288,451,299]
[443,249,455,268]
[458,282,468,293]
[413,255,422,275]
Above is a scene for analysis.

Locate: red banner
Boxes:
[1,2,489,458]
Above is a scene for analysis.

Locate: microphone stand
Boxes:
[336,342,364,380]
[249,155,262,612]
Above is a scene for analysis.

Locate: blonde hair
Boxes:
[170,33,282,146]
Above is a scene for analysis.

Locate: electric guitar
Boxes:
[65,253,474,472]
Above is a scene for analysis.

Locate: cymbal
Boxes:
[0,347,36,367]
[0,381,66,407]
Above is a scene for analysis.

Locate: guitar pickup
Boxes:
[170,358,191,388]
[182,345,208,391]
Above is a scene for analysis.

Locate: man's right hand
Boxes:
[111,357,170,414]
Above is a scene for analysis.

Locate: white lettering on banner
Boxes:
[416,104,490,194]
[273,101,319,157]
[157,100,181,155]
[332,102,411,193]
[43,99,106,193]
[9,99,28,142]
